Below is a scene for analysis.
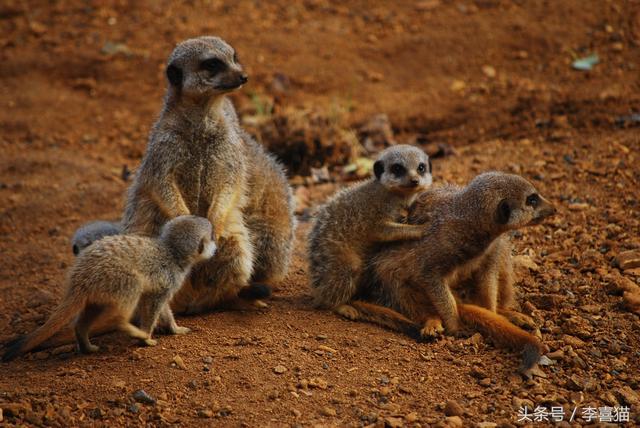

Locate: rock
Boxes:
[616,250,640,270]
[308,377,328,389]
[292,408,302,418]
[623,291,640,314]
[172,355,186,369]
[470,366,488,379]
[444,400,464,417]
[445,415,463,427]
[513,255,539,271]
[405,412,418,422]
[358,113,395,152]
[479,378,492,387]
[273,365,287,374]
[416,0,441,11]
[379,387,391,396]
[197,409,213,418]
[203,356,213,364]
[320,406,336,417]
[128,404,140,414]
[450,80,466,92]
[616,386,639,405]
[568,202,589,211]
[132,390,156,405]
[477,423,497,428]
[547,349,564,360]
[482,65,496,78]
[562,334,586,348]
[385,416,404,427]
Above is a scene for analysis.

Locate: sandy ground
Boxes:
[1,0,639,426]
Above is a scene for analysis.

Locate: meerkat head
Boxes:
[373,145,432,195]
[71,221,121,256]
[165,36,247,100]
[468,172,556,231]
[160,215,217,266]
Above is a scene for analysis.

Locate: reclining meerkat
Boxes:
[347,172,555,375]
[71,220,122,255]
[2,215,216,361]
[308,145,432,318]
[121,36,295,314]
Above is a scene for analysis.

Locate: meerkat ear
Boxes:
[166,62,183,87]
[496,199,514,224]
[373,161,384,180]
[72,244,80,256]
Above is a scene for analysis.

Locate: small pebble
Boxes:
[444,400,464,416]
[132,390,156,405]
[273,365,287,374]
[320,406,336,417]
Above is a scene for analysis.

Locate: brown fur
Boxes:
[341,172,555,374]
[308,145,432,313]
[3,216,215,361]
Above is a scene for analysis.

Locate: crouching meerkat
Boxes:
[71,220,122,255]
[308,145,432,318]
[2,215,216,361]
[349,172,556,375]
[121,36,295,314]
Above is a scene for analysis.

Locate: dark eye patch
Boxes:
[198,238,205,254]
[526,193,540,207]
[233,51,239,64]
[200,58,227,75]
[390,163,406,177]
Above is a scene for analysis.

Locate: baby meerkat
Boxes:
[71,220,122,255]
[2,215,216,361]
[352,172,555,375]
[308,144,432,317]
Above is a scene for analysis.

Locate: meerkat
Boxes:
[308,145,432,318]
[19,37,295,352]
[2,215,216,361]
[346,172,555,375]
[120,36,295,314]
[71,220,122,255]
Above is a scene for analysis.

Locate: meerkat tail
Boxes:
[457,303,543,373]
[2,295,86,361]
[237,283,272,300]
[349,301,422,340]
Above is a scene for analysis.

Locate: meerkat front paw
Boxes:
[335,304,359,320]
[253,299,268,309]
[502,310,536,330]
[142,338,158,347]
[420,318,444,339]
[171,326,191,335]
[79,344,100,354]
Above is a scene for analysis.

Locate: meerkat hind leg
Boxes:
[75,304,106,354]
[155,304,190,335]
[116,318,157,346]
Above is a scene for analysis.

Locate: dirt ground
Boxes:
[1,0,640,426]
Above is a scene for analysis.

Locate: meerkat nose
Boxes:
[410,178,419,186]
[240,74,248,84]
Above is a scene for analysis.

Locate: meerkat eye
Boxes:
[200,58,227,75]
[417,163,426,175]
[390,164,406,177]
[526,193,540,207]
[233,51,239,64]
[198,238,205,254]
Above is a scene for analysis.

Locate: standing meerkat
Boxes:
[349,172,555,375]
[121,36,295,314]
[2,215,216,361]
[308,145,432,318]
[71,220,122,255]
